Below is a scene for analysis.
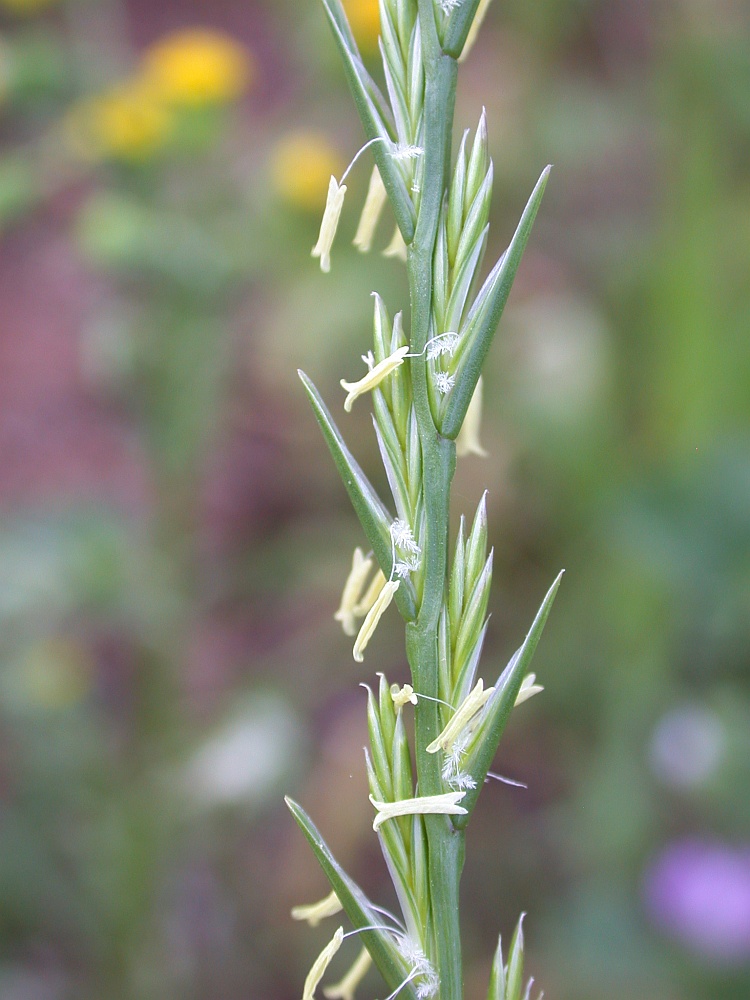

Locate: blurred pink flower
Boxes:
[644,838,750,963]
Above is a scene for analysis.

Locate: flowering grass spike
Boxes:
[289,3,561,1000]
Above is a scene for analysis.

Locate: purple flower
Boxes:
[644,838,750,963]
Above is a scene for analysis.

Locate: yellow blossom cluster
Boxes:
[271,132,345,212]
[142,28,253,106]
[341,0,380,53]
[65,27,254,162]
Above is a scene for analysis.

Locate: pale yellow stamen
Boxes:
[291,890,343,927]
[352,568,387,617]
[425,678,494,754]
[341,346,410,412]
[460,0,494,62]
[369,791,467,831]
[312,176,347,273]
[353,166,387,253]
[390,683,417,710]
[303,926,345,1000]
[514,673,544,706]
[334,548,374,636]
[456,376,489,458]
[382,225,408,262]
[352,579,400,662]
[323,946,372,1000]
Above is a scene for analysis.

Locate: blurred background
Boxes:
[0,0,748,998]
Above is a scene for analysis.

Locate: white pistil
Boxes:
[456,375,489,458]
[369,791,467,831]
[353,166,387,253]
[441,734,477,790]
[393,560,417,579]
[383,226,408,262]
[391,143,424,161]
[390,518,420,555]
[397,939,440,1000]
[352,579,400,662]
[438,0,463,12]
[312,177,347,273]
[292,890,343,927]
[303,926,344,1000]
[341,346,410,412]
[426,332,459,359]
[334,548,374,636]
[322,946,372,1000]
[390,683,417,710]
[425,678,494,754]
[515,673,544,706]
[434,371,456,395]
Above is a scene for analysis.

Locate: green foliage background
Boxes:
[0,1,748,998]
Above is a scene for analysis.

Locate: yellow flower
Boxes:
[352,579,399,663]
[425,678,494,754]
[304,926,345,1000]
[142,28,254,106]
[323,946,372,1000]
[514,673,544,706]
[65,80,172,162]
[340,346,410,412]
[272,132,345,212]
[352,166,387,253]
[369,791,467,831]
[334,547,374,637]
[390,683,418,710]
[292,890,343,927]
[455,376,489,458]
[382,225,407,263]
[341,0,380,53]
[312,176,348,273]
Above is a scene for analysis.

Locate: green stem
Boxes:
[407,7,464,999]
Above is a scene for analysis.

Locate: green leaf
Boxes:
[455,570,564,826]
[378,671,396,750]
[433,214,450,332]
[320,0,417,242]
[285,798,418,999]
[448,515,466,639]
[298,370,417,620]
[453,550,493,670]
[505,914,526,1000]
[406,21,425,132]
[441,166,551,440]
[443,223,488,335]
[487,933,507,1000]
[452,619,488,708]
[437,605,452,716]
[366,685,394,801]
[454,164,493,275]
[373,418,411,525]
[447,130,469,266]
[391,710,414,802]
[442,0,486,58]
[464,109,489,215]
[464,490,488,595]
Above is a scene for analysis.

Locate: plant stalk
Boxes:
[407,7,464,998]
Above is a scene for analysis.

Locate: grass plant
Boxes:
[288,3,562,998]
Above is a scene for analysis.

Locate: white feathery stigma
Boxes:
[426,332,460,360]
[434,372,456,395]
[391,143,424,161]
